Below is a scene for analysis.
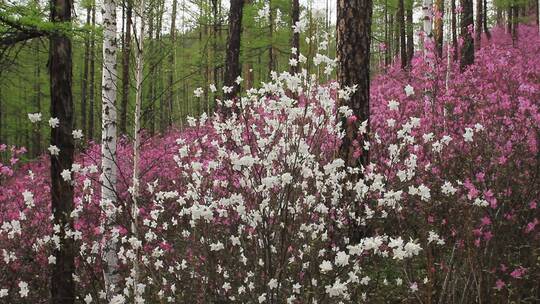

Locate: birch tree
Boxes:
[100,0,120,298]
[423,0,433,52]
[130,0,145,299]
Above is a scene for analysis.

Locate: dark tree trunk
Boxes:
[384,0,390,66]
[88,4,96,140]
[34,42,42,157]
[290,0,300,74]
[512,6,518,44]
[483,0,491,39]
[146,6,155,135]
[460,0,474,70]
[398,0,407,68]
[268,0,275,77]
[223,0,244,102]
[156,0,165,133]
[168,0,178,126]
[434,0,444,58]
[80,5,90,139]
[337,0,372,168]
[212,0,221,107]
[389,13,394,64]
[452,0,458,60]
[406,1,414,65]
[533,0,540,26]
[120,0,132,134]
[475,0,483,50]
[0,88,3,144]
[49,0,76,303]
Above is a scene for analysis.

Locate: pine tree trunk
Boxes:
[0,88,2,144]
[337,0,372,168]
[483,0,491,39]
[389,13,394,64]
[34,42,42,157]
[434,0,444,57]
[290,0,300,74]
[268,0,275,76]
[156,0,166,133]
[168,0,177,127]
[146,6,155,135]
[120,0,133,134]
[512,6,518,44]
[451,0,458,60]
[406,2,414,64]
[475,0,483,50]
[398,0,407,68]
[81,5,90,139]
[223,0,244,103]
[384,0,389,66]
[88,4,96,140]
[101,0,120,298]
[460,0,474,70]
[49,0,76,302]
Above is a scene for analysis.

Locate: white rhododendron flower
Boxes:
[388,99,399,111]
[404,84,415,96]
[28,112,42,123]
[194,87,204,98]
[18,281,29,298]
[72,129,83,139]
[48,117,60,128]
[48,145,60,156]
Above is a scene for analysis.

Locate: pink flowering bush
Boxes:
[0,25,539,303]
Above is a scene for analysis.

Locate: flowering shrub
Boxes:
[0,25,539,303]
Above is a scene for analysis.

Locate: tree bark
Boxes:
[290,0,300,75]
[423,0,433,52]
[337,0,372,169]
[398,0,407,68]
[389,13,394,64]
[101,0,120,298]
[406,1,414,65]
[483,0,491,39]
[146,5,155,135]
[268,0,275,77]
[460,0,474,70]
[0,88,2,144]
[475,0,483,50]
[167,0,177,127]
[49,0,76,302]
[131,0,145,298]
[223,0,244,103]
[80,5,90,139]
[451,0,458,60]
[88,4,96,140]
[512,6,518,44]
[434,0,444,57]
[120,0,133,134]
[34,41,42,157]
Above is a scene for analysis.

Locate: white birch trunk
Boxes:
[130,1,145,301]
[100,0,119,299]
[423,0,433,51]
